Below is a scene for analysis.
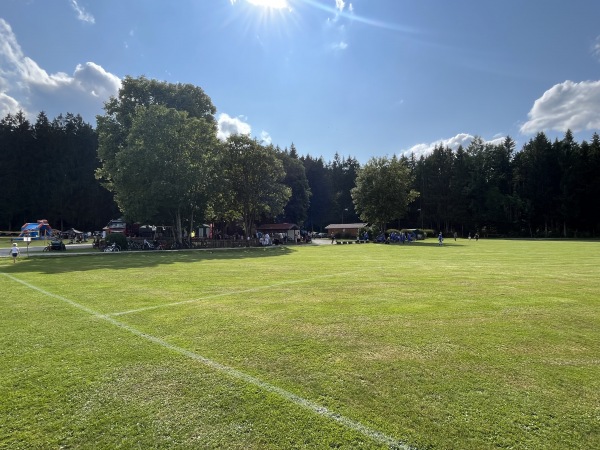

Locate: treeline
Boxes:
[2,108,599,238]
[407,132,600,237]
[0,111,118,231]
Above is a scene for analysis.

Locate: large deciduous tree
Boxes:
[96,76,218,241]
[218,134,291,237]
[113,105,217,241]
[351,155,419,231]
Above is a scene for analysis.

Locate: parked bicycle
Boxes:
[103,242,121,252]
[170,240,191,250]
[127,239,142,250]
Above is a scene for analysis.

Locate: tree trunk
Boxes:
[175,208,183,243]
[189,209,194,244]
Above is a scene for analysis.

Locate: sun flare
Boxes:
[246,0,289,9]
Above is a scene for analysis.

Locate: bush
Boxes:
[105,233,128,250]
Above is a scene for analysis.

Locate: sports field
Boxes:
[1,239,598,449]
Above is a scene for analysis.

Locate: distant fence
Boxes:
[0,231,21,237]
[126,237,309,250]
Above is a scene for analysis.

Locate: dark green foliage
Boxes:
[2,88,598,239]
[301,154,334,232]
[404,131,600,237]
[329,153,361,225]
[217,135,291,237]
[277,144,311,226]
[297,131,600,237]
[96,76,220,243]
[351,155,419,231]
[105,232,127,249]
[0,111,118,231]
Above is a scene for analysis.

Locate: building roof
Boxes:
[325,223,367,230]
[256,223,299,231]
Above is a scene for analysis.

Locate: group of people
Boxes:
[372,232,417,244]
[438,231,479,245]
[258,233,272,246]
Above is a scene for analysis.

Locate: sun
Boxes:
[245,0,289,9]
[229,0,296,40]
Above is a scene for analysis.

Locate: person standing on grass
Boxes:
[9,243,20,263]
[438,232,444,246]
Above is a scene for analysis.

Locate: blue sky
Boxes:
[1,0,599,162]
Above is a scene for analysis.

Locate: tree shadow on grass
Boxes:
[369,241,468,248]
[1,246,295,275]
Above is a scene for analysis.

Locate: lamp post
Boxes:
[342,207,348,224]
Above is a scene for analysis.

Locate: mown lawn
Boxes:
[1,239,598,449]
[0,237,48,250]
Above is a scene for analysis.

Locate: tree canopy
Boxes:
[0,111,117,231]
[217,134,291,237]
[3,75,600,240]
[351,155,419,231]
[277,144,311,226]
[116,105,218,239]
[96,77,219,241]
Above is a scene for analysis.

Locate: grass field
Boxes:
[0,238,49,250]
[1,239,598,449]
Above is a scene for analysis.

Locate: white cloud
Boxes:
[325,1,353,50]
[217,113,252,140]
[593,36,600,61]
[331,41,348,51]
[216,113,273,145]
[72,62,121,98]
[260,130,272,145]
[0,92,22,117]
[520,80,600,135]
[69,0,95,24]
[400,133,505,159]
[0,18,120,122]
[329,0,353,23]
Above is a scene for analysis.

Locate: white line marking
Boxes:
[110,272,356,316]
[1,272,413,450]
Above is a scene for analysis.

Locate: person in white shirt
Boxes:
[9,243,20,263]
